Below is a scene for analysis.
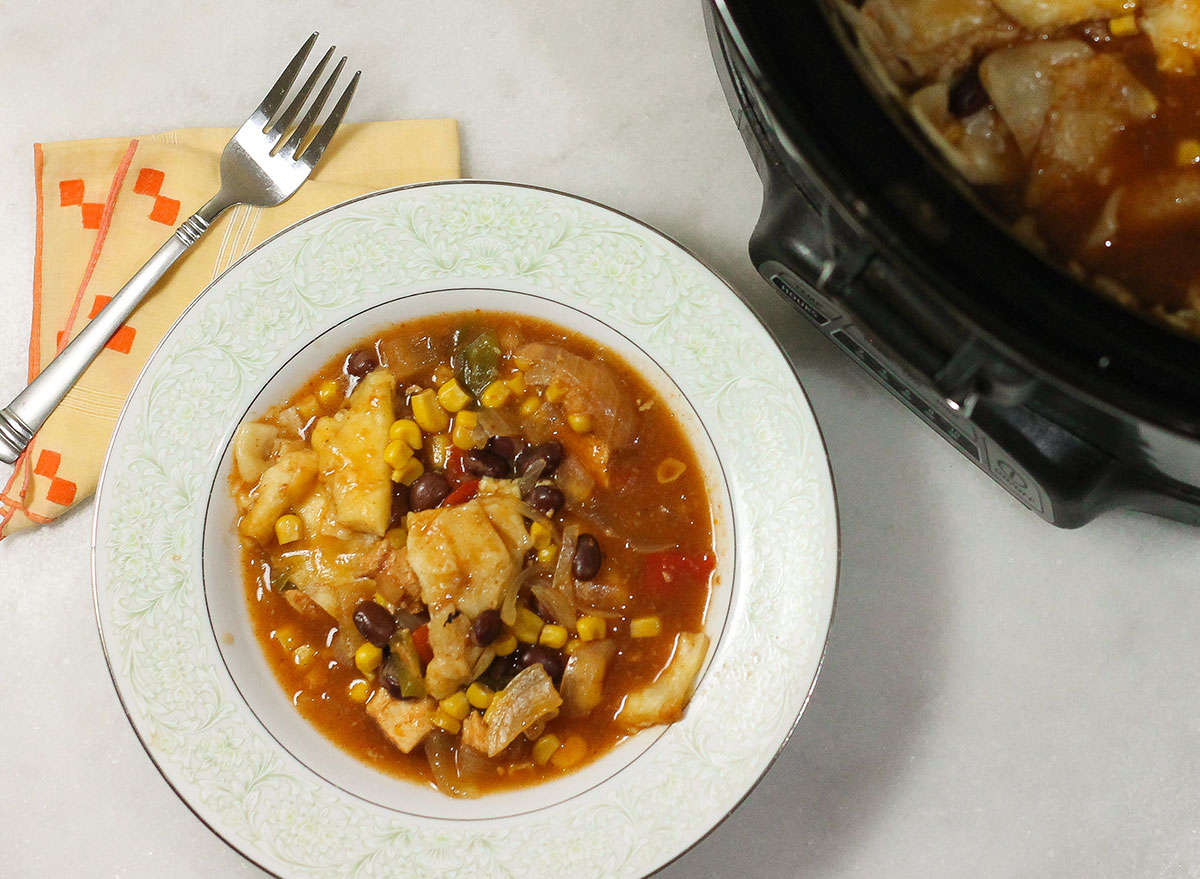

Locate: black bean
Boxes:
[463,448,510,478]
[527,484,565,516]
[470,608,503,647]
[572,533,602,580]
[486,435,526,462]
[388,482,410,530]
[353,600,396,647]
[516,643,565,685]
[948,68,988,118]
[515,441,563,478]
[345,347,378,378]
[409,472,451,511]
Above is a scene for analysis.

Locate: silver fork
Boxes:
[0,33,359,465]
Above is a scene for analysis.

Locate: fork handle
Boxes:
[0,195,231,465]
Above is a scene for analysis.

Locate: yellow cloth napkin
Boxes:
[0,120,460,540]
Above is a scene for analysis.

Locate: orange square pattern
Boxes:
[34,449,61,477]
[133,167,164,196]
[149,196,180,225]
[33,449,77,507]
[59,178,85,206]
[79,202,103,229]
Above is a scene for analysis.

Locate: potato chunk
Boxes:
[310,369,395,536]
[366,690,437,754]
[617,632,709,730]
[238,448,319,544]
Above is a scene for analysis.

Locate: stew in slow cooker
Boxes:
[230,312,714,795]
[844,0,1200,335]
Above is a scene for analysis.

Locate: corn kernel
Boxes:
[384,438,414,469]
[576,615,607,642]
[1177,138,1200,167]
[389,418,423,449]
[550,735,587,769]
[657,457,686,483]
[348,679,371,703]
[433,710,462,735]
[316,379,341,406]
[630,616,662,638]
[274,514,303,545]
[532,734,562,766]
[467,681,494,710]
[519,396,541,417]
[395,457,424,486]
[567,412,592,434]
[437,378,473,413]
[514,606,545,643]
[493,632,518,656]
[544,379,569,403]
[529,520,553,549]
[440,690,471,721]
[411,389,450,433]
[373,592,396,613]
[537,545,559,565]
[513,354,534,371]
[355,642,383,675]
[539,624,569,650]
[564,638,581,656]
[293,644,317,668]
[274,626,300,651]
[452,416,479,451]
[480,380,512,408]
[1109,13,1138,36]
[505,371,526,396]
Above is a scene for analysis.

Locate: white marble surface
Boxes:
[0,2,1196,877]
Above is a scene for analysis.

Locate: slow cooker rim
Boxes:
[713,0,1200,436]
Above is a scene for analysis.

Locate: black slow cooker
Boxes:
[704,0,1200,527]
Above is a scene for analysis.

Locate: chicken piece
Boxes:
[1143,0,1200,74]
[460,712,490,755]
[366,690,437,754]
[990,0,1127,29]
[406,485,530,618]
[373,545,425,615]
[617,632,709,730]
[425,608,476,699]
[310,369,395,536]
[1026,54,1157,205]
[238,448,319,544]
[853,0,1017,85]
[405,482,532,697]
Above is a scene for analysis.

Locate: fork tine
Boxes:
[281,56,346,158]
[297,70,361,168]
[268,45,334,140]
[254,32,318,123]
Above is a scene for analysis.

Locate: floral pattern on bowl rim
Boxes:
[92,180,838,879]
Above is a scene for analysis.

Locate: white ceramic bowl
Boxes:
[93,181,838,878]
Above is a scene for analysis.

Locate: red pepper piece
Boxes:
[411,623,434,666]
[441,478,480,507]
